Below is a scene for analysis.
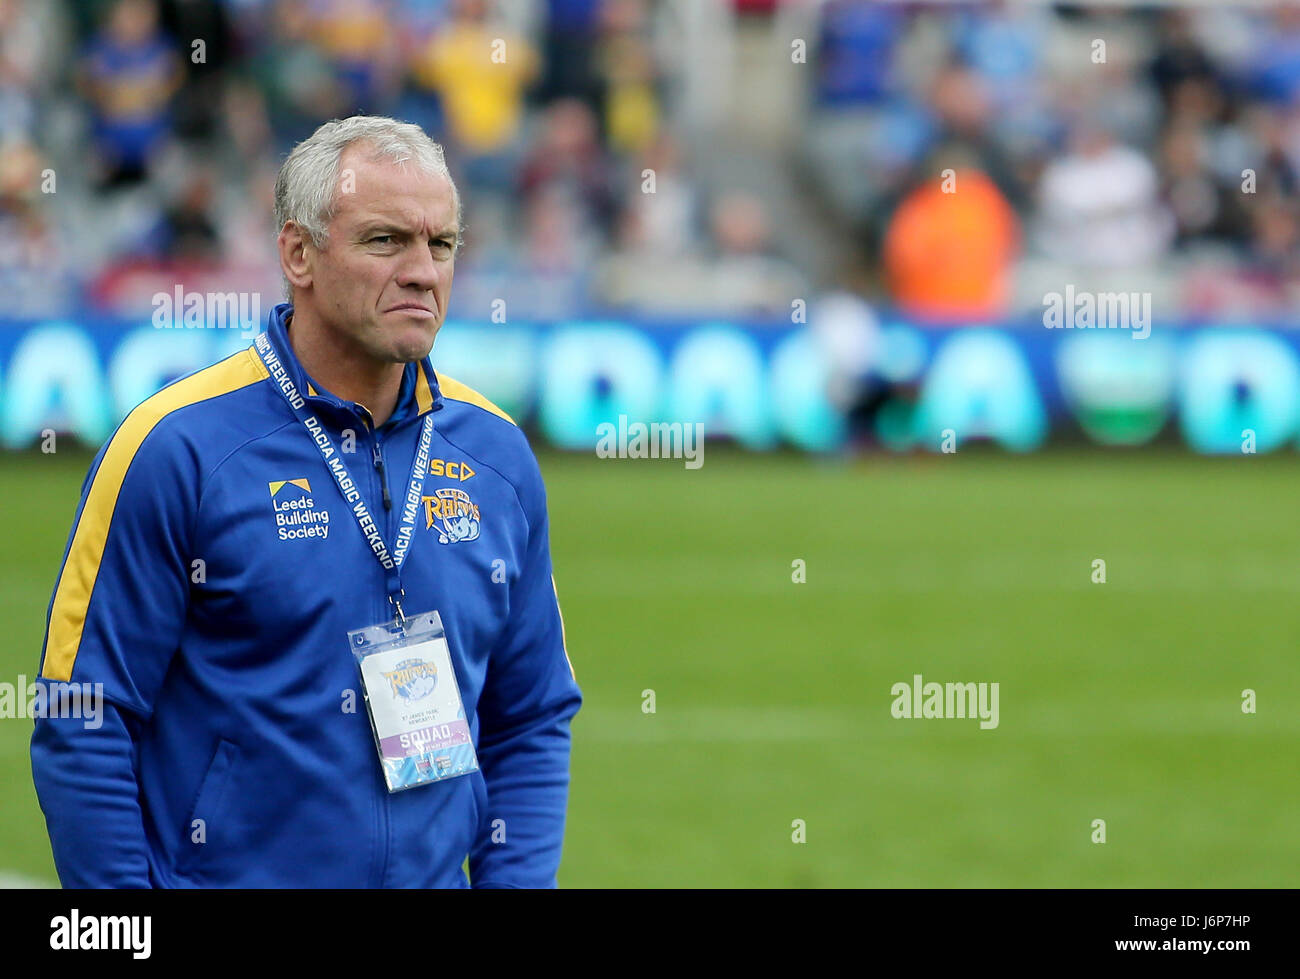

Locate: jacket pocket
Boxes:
[174,738,239,878]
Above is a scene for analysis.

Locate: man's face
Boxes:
[295,145,458,365]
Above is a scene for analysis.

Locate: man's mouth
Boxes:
[385,303,435,318]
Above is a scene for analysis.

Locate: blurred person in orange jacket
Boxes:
[882,158,1020,324]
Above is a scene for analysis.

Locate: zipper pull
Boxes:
[373,443,392,510]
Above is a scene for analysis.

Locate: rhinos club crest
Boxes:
[382,658,438,701]
[422,487,481,544]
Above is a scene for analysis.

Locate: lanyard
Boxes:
[254,332,434,626]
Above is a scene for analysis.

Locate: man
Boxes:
[30,115,582,888]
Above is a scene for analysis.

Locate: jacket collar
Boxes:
[264,302,442,428]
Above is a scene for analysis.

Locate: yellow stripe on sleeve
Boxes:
[552,575,574,682]
[42,347,269,682]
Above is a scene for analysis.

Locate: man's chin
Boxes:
[388,327,438,363]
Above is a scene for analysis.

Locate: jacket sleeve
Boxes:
[468,443,582,888]
[30,417,196,888]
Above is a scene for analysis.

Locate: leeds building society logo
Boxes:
[383,658,438,701]
[268,478,331,540]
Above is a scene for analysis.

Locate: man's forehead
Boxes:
[346,197,457,233]
[333,149,456,226]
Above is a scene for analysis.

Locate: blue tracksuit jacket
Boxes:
[30,302,581,887]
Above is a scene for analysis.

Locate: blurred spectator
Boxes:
[616,130,697,255]
[158,0,236,143]
[1250,92,1300,183]
[923,58,1028,209]
[594,0,661,155]
[306,0,404,114]
[1245,7,1300,105]
[809,290,886,448]
[218,156,283,273]
[815,1,903,108]
[0,0,68,143]
[883,162,1020,323]
[953,2,1048,102]
[144,161,222,263]
[703,190,807,315]
[0,140,72,317]
[802,3,921,228]
[522,181,597,280]
[77,0,182,189]
[252,0,348,153]
[1245,191,1300,300]
[534,0,603,109]
[952,3,1061,184]
[1160,119,1227,246]
[410,0,539,190]
[1149,9,1219,108]
[518,98,617,239]
[598,188,806,317]
[221,76,275,163]
[1036,119,1174,269]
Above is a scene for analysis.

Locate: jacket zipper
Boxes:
[353,407,394,887]
[354,396,434,886]
[372,421,394,886]
[372,441,392,513]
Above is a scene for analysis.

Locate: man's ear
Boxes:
[278,221,315,295]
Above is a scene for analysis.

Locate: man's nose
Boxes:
[396,241,443,293]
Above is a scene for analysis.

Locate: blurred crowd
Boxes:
[807,1,1300,324]
[0,0,1297,323]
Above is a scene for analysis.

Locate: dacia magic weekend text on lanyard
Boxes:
[254,332,433,624]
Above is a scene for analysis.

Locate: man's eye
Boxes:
[370,235,394,244]
[431,239,454,255]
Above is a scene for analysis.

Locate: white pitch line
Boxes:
[574,704,1299,743]
[0,871,54,888]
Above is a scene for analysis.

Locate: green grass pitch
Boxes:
[1,446,1296,887]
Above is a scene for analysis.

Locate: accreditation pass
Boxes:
[350,610,479,793]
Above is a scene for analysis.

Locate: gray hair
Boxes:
[274,115,462,297]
